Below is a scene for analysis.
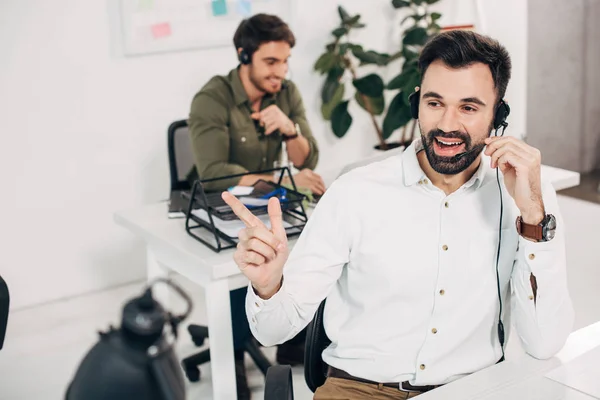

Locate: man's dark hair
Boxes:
[418,30,512,102]
[233,14,295,60]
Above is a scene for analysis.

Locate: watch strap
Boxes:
[516,216,544,241]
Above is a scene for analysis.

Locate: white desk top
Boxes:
[114,163,580,283]
[418,320,600,399]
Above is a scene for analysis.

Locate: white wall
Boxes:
[0,0,527,310]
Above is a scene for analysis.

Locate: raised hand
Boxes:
[222,192,289,299]
[484,136,545,224]
[251,105,295,137]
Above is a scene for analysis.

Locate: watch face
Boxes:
[543,214,557,241]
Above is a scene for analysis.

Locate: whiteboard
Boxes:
[118,0,293,56]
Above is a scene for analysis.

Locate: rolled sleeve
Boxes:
[510,181,574,359]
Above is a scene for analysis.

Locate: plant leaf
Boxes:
[321,84,345,120]
[425,0,441,4]
[332,27,348,38]
[431,12,442,21]
[353,73,385,98]
[355,92,385,115]
[403,27,429,46]
[387,67,420,90]
[346,15,361,26]
[338,6,350,22]
[321,66,345,103]
[331,100,353,138]
[413,0,425,5]
[383,92,413,139]
[392,0,411,8]
[402,46,419,62]
[313,52,337,74]
[352,48,390,66]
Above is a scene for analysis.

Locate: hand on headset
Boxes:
[251,105,296,137]
[484,136,545,224]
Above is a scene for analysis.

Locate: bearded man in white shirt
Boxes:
[222,30,574,399]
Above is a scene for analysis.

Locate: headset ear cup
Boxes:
[409,92,419,120]
[239,49,250,65]
[493,100,510,129]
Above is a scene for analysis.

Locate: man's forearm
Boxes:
[286,135,310,167]
[238,173,277,187]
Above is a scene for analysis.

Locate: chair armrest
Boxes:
[264,365,294,400]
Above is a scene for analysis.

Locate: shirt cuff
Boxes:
[246,278,286,317]
[517,234,561,275]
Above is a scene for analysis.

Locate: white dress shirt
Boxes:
[245,139,574,386]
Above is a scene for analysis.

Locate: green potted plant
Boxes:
[384,0,442,148]
[314,1,442,151]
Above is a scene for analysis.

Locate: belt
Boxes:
[327,366,442,393]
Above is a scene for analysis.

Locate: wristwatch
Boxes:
[515,214,557,242]
[282,123,301,141]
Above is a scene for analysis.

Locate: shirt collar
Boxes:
[229,67,279,107]
[402,137,488,189]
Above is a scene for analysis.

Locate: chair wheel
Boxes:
[184,366,201,382]
[192,336,206,347]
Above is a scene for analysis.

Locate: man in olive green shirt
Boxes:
[187,14,322,399]
[188,16,325,195]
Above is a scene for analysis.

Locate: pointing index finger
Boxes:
[221,191,263,228]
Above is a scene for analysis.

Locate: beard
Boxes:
[248,65,281,94]
[420,127,490,175]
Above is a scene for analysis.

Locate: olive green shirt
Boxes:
[187,67,319,192]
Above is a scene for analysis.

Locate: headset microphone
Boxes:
[454,143,486,160]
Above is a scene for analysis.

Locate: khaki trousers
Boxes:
[314,377,423,400]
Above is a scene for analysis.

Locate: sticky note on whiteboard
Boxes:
[237,0,252,16]
[151,22,172,39]
[211,0,228,16]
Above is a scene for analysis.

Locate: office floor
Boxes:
[1,194,599,400]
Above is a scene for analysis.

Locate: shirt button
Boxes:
[255,302,260,308]
[442,245,448,251]
[529,295,534,300]
[444,202,449,208]
[420,364,426,370]
[439,289,445,296]
[423,179,429,185]
[529,253,535,260]
[252,317,256,323]
[241,136,247,143]
[432,328,438,334]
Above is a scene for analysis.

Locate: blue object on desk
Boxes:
[260,187,287,201]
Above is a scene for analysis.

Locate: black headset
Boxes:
[238,19,256,65]
[408,90,510,130]
[239,48,251,65]
[408,89,510,362]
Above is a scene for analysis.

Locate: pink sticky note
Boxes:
[151,22,172,39]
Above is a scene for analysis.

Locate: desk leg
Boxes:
[206,279,236,399]
[146,247,170,307]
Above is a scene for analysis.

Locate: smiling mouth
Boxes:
[435,137,464,147]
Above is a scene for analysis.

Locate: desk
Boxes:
[113,163,580,400]
[418,320,600,400]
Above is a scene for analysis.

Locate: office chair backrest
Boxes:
[0,274,9,350]
[167,120,194,191]
[304,300,330,392]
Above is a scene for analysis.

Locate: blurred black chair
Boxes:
[0,274,9,350]
[264,300,329,399]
